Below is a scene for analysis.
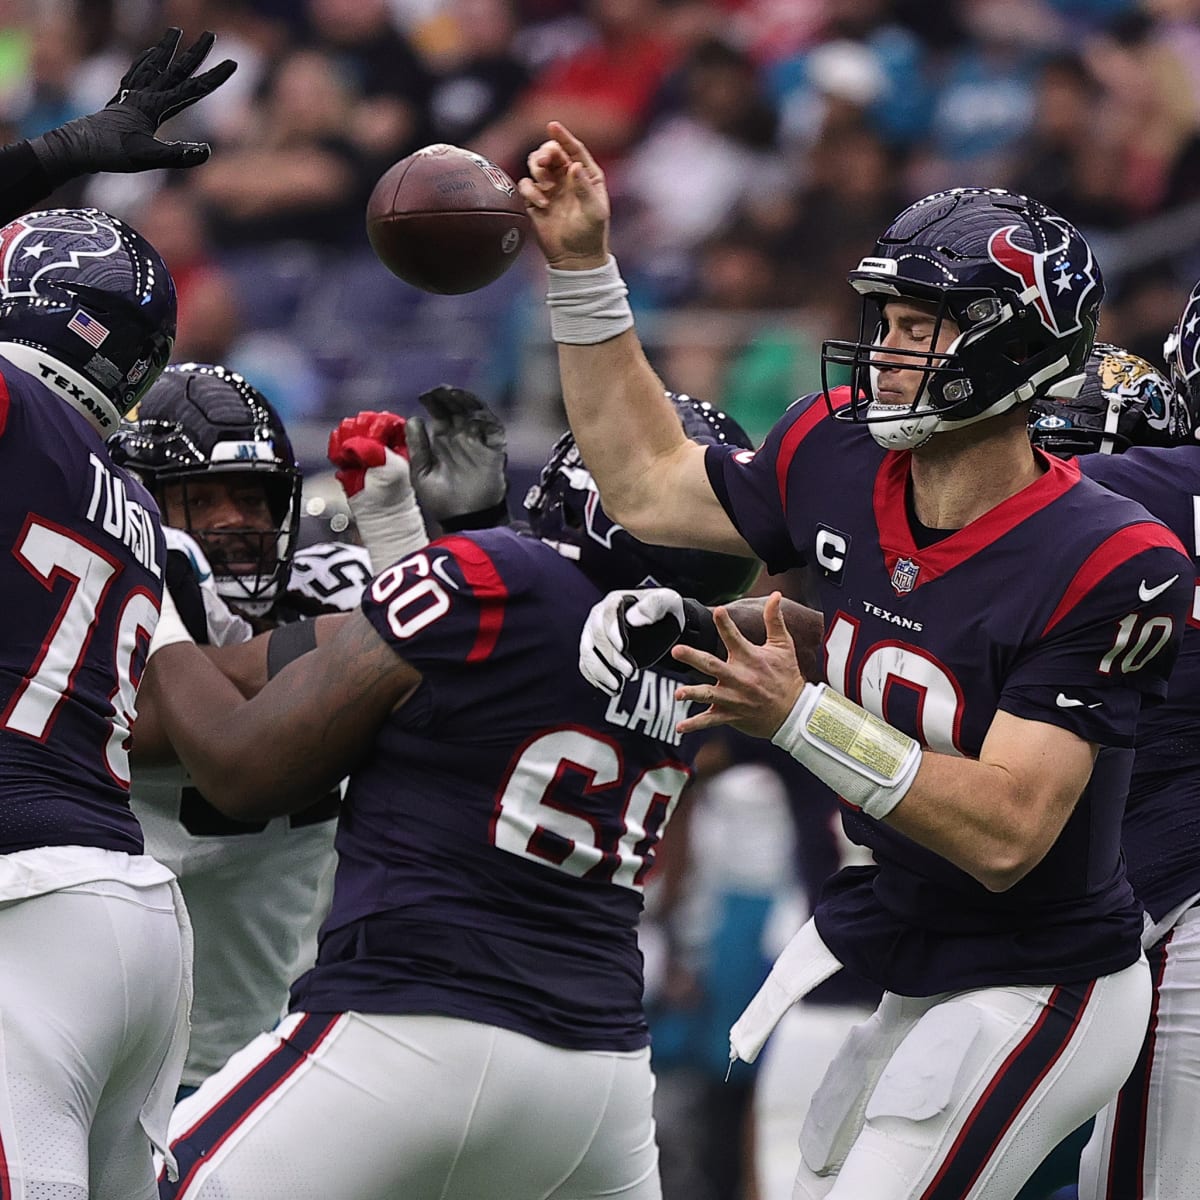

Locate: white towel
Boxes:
[729,917,843,1066]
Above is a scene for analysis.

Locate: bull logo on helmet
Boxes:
[986,218,1099,339]
[0,211,124,301]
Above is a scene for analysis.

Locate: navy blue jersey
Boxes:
[704,387,1192,996]
[1078,444,1200,921]
[0,359,164,855]
[290,528,699,1051]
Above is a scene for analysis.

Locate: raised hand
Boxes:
[327,411,426,569]
[518,121,611,269]
[327,410,409,498]
[407,386,508,526]
[579,588,686,695]
[672,592,807,739]
[29,28,237,184]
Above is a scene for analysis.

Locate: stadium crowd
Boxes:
[5,0,1200,445]
[2,2,1200,1199]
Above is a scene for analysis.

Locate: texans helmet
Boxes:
[0,208,175,436]
[1162,277,1200,440]
[1029,342,1192,458]
[109,363,301,608]
[525,394,760,604]
[822,188,1103,450]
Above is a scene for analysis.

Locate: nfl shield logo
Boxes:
[891,557,920,594]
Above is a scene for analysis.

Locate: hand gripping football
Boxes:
[366,144,530,294]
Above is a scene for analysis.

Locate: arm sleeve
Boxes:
[0,140,54,224]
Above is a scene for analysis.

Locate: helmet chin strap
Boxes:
[0,342,122,437]
[866,351,1074,451]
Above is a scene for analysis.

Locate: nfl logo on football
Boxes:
[891,557,920,594]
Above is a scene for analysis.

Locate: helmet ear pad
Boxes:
[108,363,302,608]
[524,394,760,605]
[0,209,176,421]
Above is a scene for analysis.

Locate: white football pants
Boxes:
[161,1010,662,1200]
[791,956,1150,1200]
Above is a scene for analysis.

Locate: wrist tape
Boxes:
[771,683,921,821]
[546,256,634,345]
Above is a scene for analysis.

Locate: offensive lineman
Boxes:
[0,29,235,1197]
[139,397,764,1199]
[524,125,1191,1200]
[114,369,508,1094]
[1030,336,1200,1200]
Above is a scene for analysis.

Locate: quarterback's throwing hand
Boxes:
[579,589,686,695]
[518,121,610,268]
[673,593,807,738]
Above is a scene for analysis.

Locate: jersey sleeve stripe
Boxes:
[439,535,508,662]
[0,368,9,438]
[1042,522,1188,636]
[775,386,852,508]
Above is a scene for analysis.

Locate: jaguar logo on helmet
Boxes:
[986,219,1099,339]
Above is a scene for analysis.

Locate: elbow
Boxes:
[971,839,1046,893]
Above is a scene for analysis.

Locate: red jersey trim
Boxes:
[439,535,508,662]
[874,450,1081,591]
[0,370,10,438]
[1042,521,1187,636]
[776,386,852,509]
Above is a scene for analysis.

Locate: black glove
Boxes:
[407,385,510,529]
[29,28,236,186]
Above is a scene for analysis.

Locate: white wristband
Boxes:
[546,255,634,345]
[771,683,921,821]
[345,448,429,572]
[148,584,194,658]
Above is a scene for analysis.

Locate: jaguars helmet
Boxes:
[109,363,301,607]
[1162,277,1200,440]
[524,394,760,604]
[0,208,175,436]
[822,188,1103,451]
[1029,342,1191,458]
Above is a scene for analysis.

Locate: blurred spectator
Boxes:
[190,46,373,248]
[765,0,935,157]
[618,37,786,299]
[1083,9,1200,215]
[15,7,84,140]
[303,0,433,165]
[473,0,682,175]
[426,0,530,148]
[134,186,241,364]
[914,0,1049,193]
[768,115,901,309]
[658,229,822,445]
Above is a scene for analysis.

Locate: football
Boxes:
[365,144,530,295]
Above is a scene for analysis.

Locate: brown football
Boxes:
[365,144,530,295]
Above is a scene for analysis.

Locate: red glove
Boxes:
[327,411,409,497]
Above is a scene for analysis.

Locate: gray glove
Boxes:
[407,386,509,528]
[29,28,236,185]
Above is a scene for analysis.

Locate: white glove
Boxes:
[579,588,685,695]
[345,447,428,572]
[328,411,428,572]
